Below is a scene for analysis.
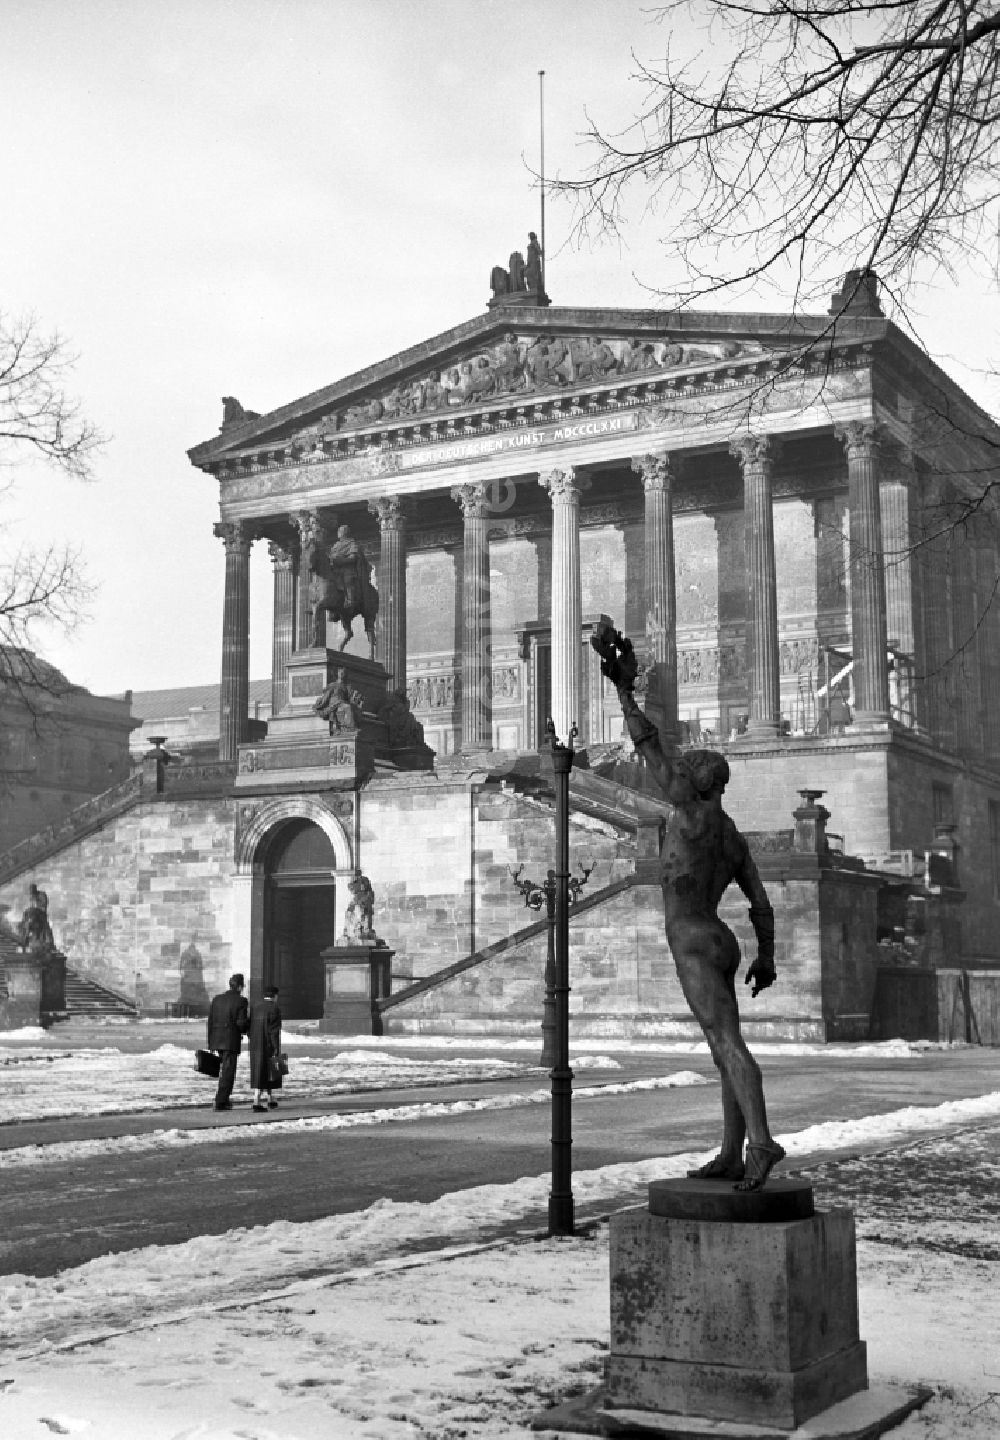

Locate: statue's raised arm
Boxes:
[591,617,695,804]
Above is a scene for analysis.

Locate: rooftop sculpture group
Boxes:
[591,617,785,1191]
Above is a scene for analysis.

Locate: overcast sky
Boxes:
[4,0,1000,699]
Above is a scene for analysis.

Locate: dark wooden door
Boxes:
[266,883,336,1019]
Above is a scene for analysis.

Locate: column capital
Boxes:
[213,520,253,557]
[290,509,326,548]
[729,433,782,472]
[539,467,590,505]
[834,420,883,462]
[631,452,677,492]
[267,538,296,569]
[451,482,493,519]
[368,495,407,530]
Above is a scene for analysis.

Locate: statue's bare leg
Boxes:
[688,1072,745,1179]
[671,919,781,1187]
[338,618,352,652]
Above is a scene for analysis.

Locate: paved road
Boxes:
[1,1046,996,1277]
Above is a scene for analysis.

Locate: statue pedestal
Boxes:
[319,944,393,1036]
[236,648,432,790]
[0,947,66,1029]
[608,1182,867,1429]
[535,1178,931,1437]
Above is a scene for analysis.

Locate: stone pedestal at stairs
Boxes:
[320,944,394,1036]
[0,940,66,1029]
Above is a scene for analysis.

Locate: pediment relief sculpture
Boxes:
[332,334,766,432]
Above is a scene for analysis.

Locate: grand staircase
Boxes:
[62,968,139,1019]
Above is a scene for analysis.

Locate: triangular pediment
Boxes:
[189,302,889,470]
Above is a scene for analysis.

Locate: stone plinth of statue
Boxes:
[0,938,67,1030]
[609,1181,867,1429]
[535,1177,930,1438]
[236,648,431,791]
[319,944,393,1037]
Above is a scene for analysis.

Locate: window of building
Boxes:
[932,782,954,827]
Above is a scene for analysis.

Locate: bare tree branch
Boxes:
[553,1,1000,315]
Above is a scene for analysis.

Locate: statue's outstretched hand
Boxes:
[590,620,638,693]
[745,956,776,998]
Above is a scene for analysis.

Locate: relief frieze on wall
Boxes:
[405,665,521,710]
[678,645,745,685]
[676,636,819,686]
[407,673,460,711]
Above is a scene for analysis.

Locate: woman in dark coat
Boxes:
[248,985,282,1113]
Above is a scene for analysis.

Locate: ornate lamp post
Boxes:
[509,859,594,1069]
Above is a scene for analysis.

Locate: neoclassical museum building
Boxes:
[3,263,999,1038]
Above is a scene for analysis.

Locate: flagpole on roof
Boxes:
[539,69,546,293]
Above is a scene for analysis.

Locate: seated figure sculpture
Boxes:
[591,617,785,1191]
[313,669,363,733]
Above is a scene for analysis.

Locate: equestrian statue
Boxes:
[311,524,379,658]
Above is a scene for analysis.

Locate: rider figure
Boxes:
[327,525,363,611]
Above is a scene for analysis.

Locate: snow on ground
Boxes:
[0,1028,936,1128]
[2,1093,998,1359]
[0,1045,540,1124]
[1,1117,998,1438]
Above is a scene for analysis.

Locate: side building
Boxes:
[0,651,136,853]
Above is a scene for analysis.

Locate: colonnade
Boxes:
[216,420,903,760]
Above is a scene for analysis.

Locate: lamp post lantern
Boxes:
[509,857,594,1069]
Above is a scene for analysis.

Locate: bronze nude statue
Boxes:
[591,618,785,1191]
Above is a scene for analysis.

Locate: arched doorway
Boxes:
[262,819,338,1019]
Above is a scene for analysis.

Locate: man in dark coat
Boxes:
[248,984,282,1113]
[206,973,250,1111]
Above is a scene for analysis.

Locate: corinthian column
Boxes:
[451,482,492,752]
[879,452,923,728]
[214,520,252,761]
[632,452,679,750]
[291,510,325,650]
[269,539,296,715]
[836,422,890,722]
[539,467,589,745]
[729,434,781,736]
[368,496,408,692]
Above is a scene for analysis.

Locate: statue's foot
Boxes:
[688,1153,745,1181]
[734,1141,786,1193]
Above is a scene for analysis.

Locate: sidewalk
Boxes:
[1,1106,998,1439]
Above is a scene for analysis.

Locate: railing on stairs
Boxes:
[377,874,638,1016]
[0,771,147,887]
[0,756,240,888]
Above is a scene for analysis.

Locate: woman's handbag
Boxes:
[267,1051,289,1086]
[195,1049,221,1078]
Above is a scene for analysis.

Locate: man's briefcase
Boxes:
[195,1049,221,1078]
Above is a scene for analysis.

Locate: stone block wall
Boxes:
[358,778,633,991]
[725,740,891,854]
[0,797,237,1011]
